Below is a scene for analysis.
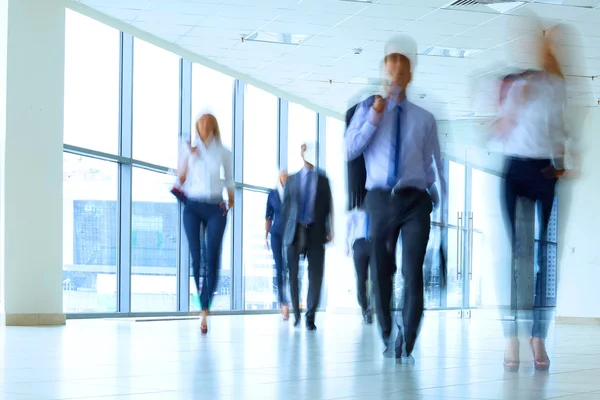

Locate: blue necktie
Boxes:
[387,104,402,188]
[364,213,369,240]
[301,170,312,223]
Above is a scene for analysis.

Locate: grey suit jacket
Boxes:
[281,169,333,247]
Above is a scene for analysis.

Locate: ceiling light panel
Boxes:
[243,31,311,45]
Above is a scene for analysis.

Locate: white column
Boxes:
[0,0,66,325]
[556,107,600,321]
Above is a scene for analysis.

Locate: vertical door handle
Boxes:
[469,212,474,280]
[456,211,463,280]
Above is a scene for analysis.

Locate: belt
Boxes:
[391,187,425,197]
[297,222,313,229]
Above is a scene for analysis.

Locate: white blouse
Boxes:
[499,72,568,160]
[183,138,233,202]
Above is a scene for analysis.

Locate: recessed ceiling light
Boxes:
[243,31,310,45]
[419,46,482,58]
[444,0,525,14]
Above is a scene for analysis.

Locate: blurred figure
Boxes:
[265,170,289,320]
[176,111,233,334]
[345,35,445,363]
[492,26,570,372]
[282,143,333,330]
[346,206,372,324]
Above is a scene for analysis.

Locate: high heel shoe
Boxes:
[200,311,209,334]
[504,338,520,372]
[529,337,550,371]
[282,304,290,321]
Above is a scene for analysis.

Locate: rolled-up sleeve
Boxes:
[222,148,234,189]
[345,102,379,160]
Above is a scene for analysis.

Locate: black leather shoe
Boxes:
[382,336,394,358]
[293,315,301,328]
[306,320,317,331]
[394,327,404,360]
[363,309,373,325]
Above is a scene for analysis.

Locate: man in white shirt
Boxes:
[282,143,333,330]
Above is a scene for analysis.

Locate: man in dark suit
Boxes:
[282,142,333,330]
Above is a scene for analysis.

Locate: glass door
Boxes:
[445,159,467,309]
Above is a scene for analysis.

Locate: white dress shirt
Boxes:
[346,208,369,250]
[183,138,233,202]
[499,72,567,160]
[345,86,445,198]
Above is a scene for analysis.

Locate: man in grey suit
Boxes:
[282,142,333,330]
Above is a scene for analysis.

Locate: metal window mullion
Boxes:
[440,157,450,309]
[178,59,192,312]
[463,163,473,308]
[117,32,134,313]
[231,79,245,311]
[317,113,326,170]
[278,99,289,171]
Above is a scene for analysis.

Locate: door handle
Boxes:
[456,211,463,280]
[468,212,473,281]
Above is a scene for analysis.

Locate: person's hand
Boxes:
[325,234,333,244]
[219,202,229,216]
[541,164,565,179]
[372,95,385,114]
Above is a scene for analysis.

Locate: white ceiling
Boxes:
[73,0,600,120]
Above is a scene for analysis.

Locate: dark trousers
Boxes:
[352,238,371,314]
[502,157,557,339]
[270,233,287,306]
[365,189,432,355]
[183,200,227,311]
[287,225,325,322]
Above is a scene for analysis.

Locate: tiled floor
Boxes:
[1,313,600,399]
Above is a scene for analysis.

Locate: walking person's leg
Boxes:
[353,238,372,323]
[271,233,288,319]
[365,190,399,355]
[183,203,202,313]
[287,234,302,325]
[530,176,557,370]
[201,203,227,332]
[398,193,432,362]
[501,158,521,370]
[305,242,325,330]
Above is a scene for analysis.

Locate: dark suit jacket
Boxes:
[281,170,333,247]
[345,95,375,210]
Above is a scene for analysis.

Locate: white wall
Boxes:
[556,107,600,319]
[1,0,65,317]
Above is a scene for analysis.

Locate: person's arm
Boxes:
[324,178,334,243]
[265,193,273,248]
[345,99,382,161]
[549,79,568,171]
[281,176,292,232]
[425,118,446,211]
[177,156,189,186]
[346,213,354,256]
[222,148,235,208]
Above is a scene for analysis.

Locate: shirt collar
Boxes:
[386,93,408,111]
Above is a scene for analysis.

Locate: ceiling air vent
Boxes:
[444,0,525,14]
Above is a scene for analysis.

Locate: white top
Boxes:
[497,72,567,160]
[346,208,369,250]
[183,138,233,201]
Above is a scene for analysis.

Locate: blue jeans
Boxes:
[183,200,227,311]
[502,157,556,339]
[270,233,287,306]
